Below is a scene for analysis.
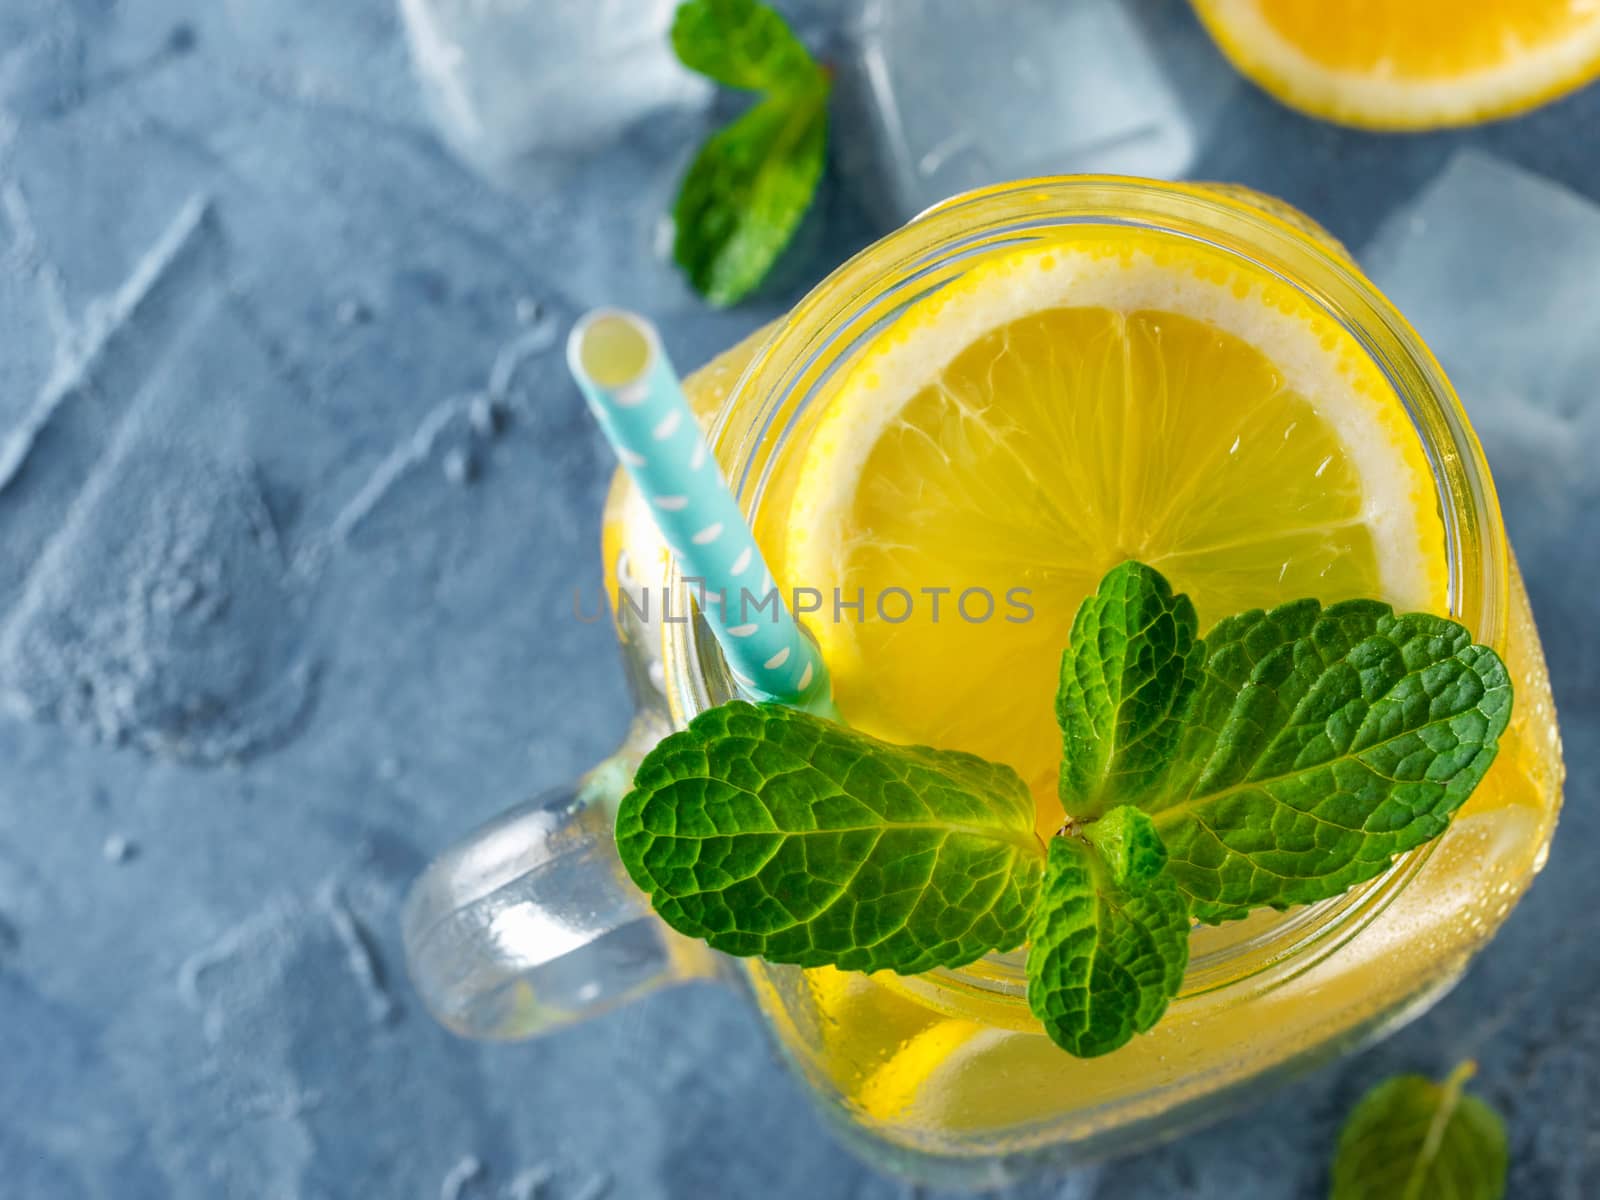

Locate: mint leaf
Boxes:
[668,0,831,306]
[1331,1062,1507,1200]
[1026,818,1190,1058]
[1057,561,1203,822]
[1148,598,1513,922]
[671,85,828,307]
[616,701,1045,974]
[671,0,823,93]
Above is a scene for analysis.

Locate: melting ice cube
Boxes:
[834,0,1219,227]
[399,0,710,180]
[1364,150,1600,433]
[1362,150,1600,678]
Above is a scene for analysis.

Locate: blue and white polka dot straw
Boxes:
[567,309,831,711]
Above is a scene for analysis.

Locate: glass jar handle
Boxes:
[402,713,717,1040]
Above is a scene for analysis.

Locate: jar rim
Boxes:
[664,173,1509,1008]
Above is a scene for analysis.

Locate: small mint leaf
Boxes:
[1026,834,1190,1058]
[616,701,1045,974]
[671,0,824,94]
[1057,561,1203,821]
[671,85,828,307]
[1150,598,1513,922]
[1330,1062,1507,1200]
[1084,805,1168,886]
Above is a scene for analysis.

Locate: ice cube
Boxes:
[1361,150,1600,679]
[1362,152,1600,521]
[398,0,727,313]
[1364,151,1600,432]
[398,0,711,181]
[834,0,1220,227]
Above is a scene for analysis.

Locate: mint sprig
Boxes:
[616,562,1511,1058]
[1330,1062,1507,1200]
[669,0,830,306]
[1100,588,1510,928]
[616,702,1044,973]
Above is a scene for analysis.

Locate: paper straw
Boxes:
[567,309,831,710]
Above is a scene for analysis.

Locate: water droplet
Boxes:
[469,394,506,438]
[442,447,476,485]
[336,298,372,326]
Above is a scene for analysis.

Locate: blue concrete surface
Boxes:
[1,1,1597,1196]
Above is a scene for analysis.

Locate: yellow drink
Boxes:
[605,179,1563,1177]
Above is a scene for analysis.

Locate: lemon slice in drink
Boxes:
[1194,0,1600,130]
[772,227,1449,827]
[855,1019,993,1122]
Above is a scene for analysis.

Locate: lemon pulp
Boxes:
[766,227,1448,832]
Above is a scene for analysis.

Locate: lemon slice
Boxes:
[855,1019,994,1122]
[854,1018,1122,1132]
[772,227,1448,828]
[1194,0,1600,130]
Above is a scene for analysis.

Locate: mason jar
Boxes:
[405,176,1564,1190]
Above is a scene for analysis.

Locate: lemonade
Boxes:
[605,179,1563,1178]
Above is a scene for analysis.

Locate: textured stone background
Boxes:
[1,1,1597,1197]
